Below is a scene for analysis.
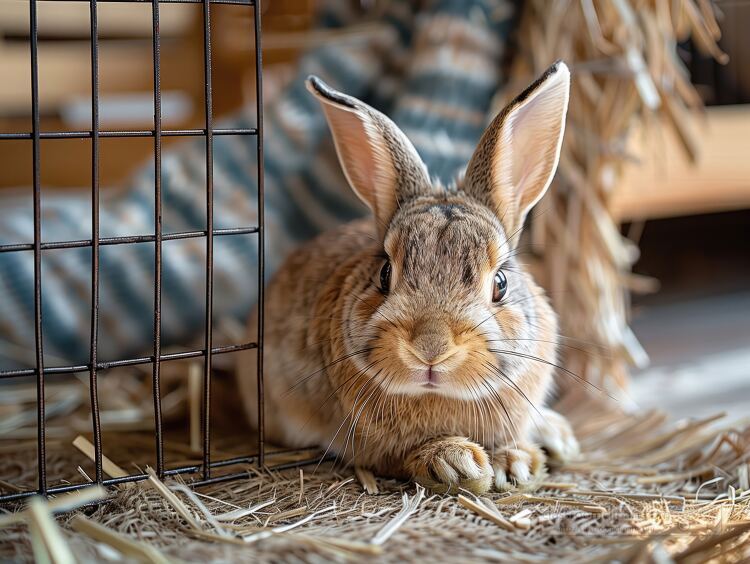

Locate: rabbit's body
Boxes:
[239,62,579,493]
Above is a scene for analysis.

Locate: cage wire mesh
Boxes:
[0,0,283,503]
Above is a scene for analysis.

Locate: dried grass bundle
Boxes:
[506,0,724,397]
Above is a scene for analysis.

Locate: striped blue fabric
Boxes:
[0,0,514,370]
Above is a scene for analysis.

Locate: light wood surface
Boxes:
[1,41,161,115]
[1,1,194,37]
[613,105,750,221]
[0,0,312,190]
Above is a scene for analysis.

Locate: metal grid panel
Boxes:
[0,0,281,503]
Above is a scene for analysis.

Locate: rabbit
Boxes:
[237,61,580,494]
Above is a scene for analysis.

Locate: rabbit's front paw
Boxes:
[406,437,492,495]
[532,407,580,464]
[491,443,546,491]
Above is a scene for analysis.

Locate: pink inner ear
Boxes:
[515,162,533,201]
[319,104,398,227]
[504,70,569,216]
[461,63,569,239]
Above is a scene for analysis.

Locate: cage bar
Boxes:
[0,227,259,255]
[254,0,266,469]
[150,0,166,478]
[201,0,215,481]
[88,0,104,485]
[29,0,47,497]
[0,128,257,140]
[0,0,272,504]
[33,0,256,4]
[0,342,258,380]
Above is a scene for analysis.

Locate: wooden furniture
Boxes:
[0,0,313,190]
[613,105,750,222]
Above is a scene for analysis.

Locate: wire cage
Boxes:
[0,0,279,503]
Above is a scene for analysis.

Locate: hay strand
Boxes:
[0,486,108,529]
[458,494,515,531]
[71,515,170,564]
[370,485,426,546]
[145,468,203,532]
[26,497,76,564]
[1,398,749,562]
[72,435,130,483]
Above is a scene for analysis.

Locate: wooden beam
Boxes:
[0,42,152,114]
[0,1,194,38]
[613,105,750,222]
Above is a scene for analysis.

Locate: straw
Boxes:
[72,435,130,483]
[26,497,76,564]
[145,468,203,532]
[71,515,170,564]
[458,494,515,531]
[370,485,426,546]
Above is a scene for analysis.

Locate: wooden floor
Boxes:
[629,291,750,420]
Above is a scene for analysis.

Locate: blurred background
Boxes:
[618,6,750,419]
[0,1,303,190]
[0,0,748,418]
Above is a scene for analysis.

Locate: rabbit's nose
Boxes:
[411,320,455,365]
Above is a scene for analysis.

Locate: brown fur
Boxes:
[238,63,578,494]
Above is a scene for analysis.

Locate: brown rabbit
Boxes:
[238,62,579,494]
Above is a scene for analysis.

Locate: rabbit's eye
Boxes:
[492,270,508,303]
[379,260,392,294]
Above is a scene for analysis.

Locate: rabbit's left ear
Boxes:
[463,61,570,244]
[306,76,430,240]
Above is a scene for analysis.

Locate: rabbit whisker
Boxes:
[467,312,496,334]
[480,382,511,455]
[474,366,520,448]
[350,293,399,330]
[268,334,373,374]
[481,360,548,437]
[478,326,608,352]
[483,337,606,358]
[318,368,383,472]
[344,376,383,461]
[303,359,381,432]
[471,381,491,451]
[284,347,375,395]
[360,368,395,458]
[488,348,615,400]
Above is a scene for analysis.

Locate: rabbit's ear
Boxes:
[463,61,570,243]
[306,76,430,238]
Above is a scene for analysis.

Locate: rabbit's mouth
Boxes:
[415,366,441,388]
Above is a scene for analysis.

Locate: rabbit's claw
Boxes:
[406,437,493,494]
[491,443,546,491]
[532,407,580,464]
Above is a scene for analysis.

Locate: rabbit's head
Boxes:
[306,62,569,401]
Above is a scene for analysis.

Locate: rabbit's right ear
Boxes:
[306,76,430,239]
[463,62,570,246]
